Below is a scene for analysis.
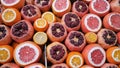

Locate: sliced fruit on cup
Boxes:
[34,0,53,12]
[72,1,88,17]
[89,0,110,17]
[47,22,67,42]
[110,0,120,13]
[34,18,48,32]
[82,44,106,67]
[47,42,67,64]
[10,20,34,43]
[51,63,69,68]
[42,11,56,24]
[97,28,117,49]
[0,45,13,64]
[106,46,120,64]
[24,63,45,68]
[21,4,41,22]
[101,63,119,68]
[52,0,71,17]
[85,32,97,44]
[2,8,21,26]
[61,12,81,32]
[65,31,86,52]
[66,52,84,68]
[13,41,42,67]
[103,12,120,32]
[0,63,20,68]
[0,25,12,45]
[80,65,94,68]
[33,32,48,45]
[1,0,25,9]
[81,13,102,33]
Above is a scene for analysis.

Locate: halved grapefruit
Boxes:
[101,63,119,68]
[13,41,42,67]
[82,44,106,67]
[52,0,71,17]
[0,63,20,68]
[24,63,45,68]
[81,13,102,33]
[89,0,110,17]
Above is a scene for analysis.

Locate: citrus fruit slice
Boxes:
[82,44,106,67]
[34,0,52,12]
[0,63,20,68]
[0,25,12,45]
[47,22,67,42]
[42,11,56,24]
[66,52,84,68]
[34,18,48,32]
[52,0,71,17]
[85,32,97,44]
[1,0,25,9]
[0,45,13,64]
[81,13,102,33]
[10,20,34,43]
[24,63,45,68]
[110,0,120,13]
[97,28,117,49]
[13,41,42,66]
[47,42,67,64]
[80,65,94,68]
[51,63,69,68]
[2,8,21,26]
[101,63,119,68]
[21,4,41,22]
[65,31,86,52]
[89,0,110,17]
[33,32,48,45]
[106,46,120,64]
[103,12,120,31]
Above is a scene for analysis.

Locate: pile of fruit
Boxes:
[0,0,120,68]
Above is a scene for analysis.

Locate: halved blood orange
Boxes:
[66,52,84,68]
[0,45,13,64]
[42,11,56,24]
[2,8,21,26]
[51,63,69,68]
[80,65,94,68]
[106,46,120,64]
[33,32,48,45]
[89,0,110,17]
[81,13,102,33]
[1,0,25,9]
[33,18,48,32]
[0,63,20,68]
[52,0,71,17]
[110,0,120,13]
[0,25,12,45]
[82,44,106,67]
[13,41,42,67]
[103,12,120,31]
[101,63,119,68]
[24,63,45,68]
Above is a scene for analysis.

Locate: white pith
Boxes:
[1,0,20,6]
[112,48,120,62]
[28,65,42,68]
[2,8,16,22]
[88,46,106,67]
[52,0,70,12]
[14,43,40,66]
[69,55,83,68]
[91,0,110,13]
[35,18,46,28]
[108,13,120,30]
[0,48,10,62]
[84,14,102,32]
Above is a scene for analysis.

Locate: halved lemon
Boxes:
[42,12,56,24]
[33,32,48,45]
[2,8,21,26]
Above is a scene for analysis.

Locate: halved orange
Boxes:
[34,18,48,32]
[85,32,97,44]
[42,11,56,24]
[106,46,120,64]
[0,45,13,64]
[33,32,48,45]
[66,52,84,68]
[2,8,21,26]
